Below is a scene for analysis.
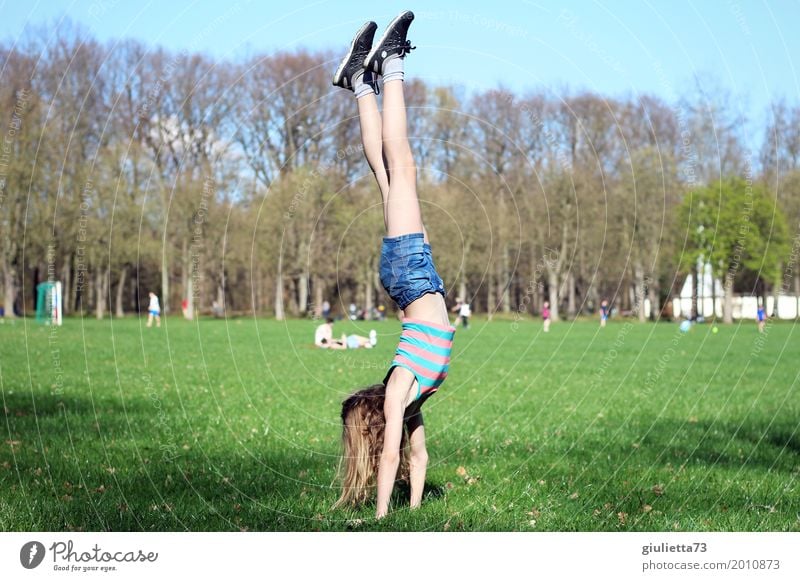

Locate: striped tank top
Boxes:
[385,318,456,401]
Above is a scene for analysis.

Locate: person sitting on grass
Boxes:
[331,11,456,519]
[316,317,377,350]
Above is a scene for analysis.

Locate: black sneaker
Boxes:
[364,10,416,75]
[332,21,379,93]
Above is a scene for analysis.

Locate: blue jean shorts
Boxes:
[379,232,446,310]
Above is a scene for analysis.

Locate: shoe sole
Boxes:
[364,10,414,72]
[333,21,376,86]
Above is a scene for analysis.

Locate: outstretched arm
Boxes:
[375,367,415,518]
[404,408,427,508]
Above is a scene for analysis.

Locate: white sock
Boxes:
[381,56,404,83]
[353,70,374,99]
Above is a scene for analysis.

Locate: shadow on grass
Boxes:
[632,417,800,472]
[1,391,352,531]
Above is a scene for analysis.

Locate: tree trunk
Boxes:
[722,273,734,324]
[161,248,170,315]
[298,271,309,314]
[500,247,511,314]
[85,266,94,314]
[287,278,299,316]
[274,268,285,320]
[547,270,560,322]
[254,266,262,313]
[186,272,194,320]
[634,264,646,322]
[691,263,699,320]
[567,271,577,319]
[132,269,138,312]
[648,282,660,321]
[115,266,127,317]
[75,258,85,313]
[535,282,544,315]
[95,266,108,320]
[772,279,780,318]
[459,278,467,305]
[2,257,16,318]
[486,272,495,321]
[181,237,189,312]
[364,274,374,320]
[313,278,324,319]
[61,256,71,315]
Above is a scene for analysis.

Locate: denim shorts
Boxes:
[379,232,446,310]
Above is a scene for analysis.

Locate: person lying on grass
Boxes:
[331,10,456,519]
[315,318,377,350]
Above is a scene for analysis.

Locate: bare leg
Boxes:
[380,79,446,322]
[356,93,391,228]
[381,79,425,239]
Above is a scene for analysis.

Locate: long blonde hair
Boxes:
[333,384,409,509]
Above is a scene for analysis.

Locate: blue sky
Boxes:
[2,0,799,147]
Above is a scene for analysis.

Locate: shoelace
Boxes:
[397,39,416,57]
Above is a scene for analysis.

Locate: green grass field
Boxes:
[1,316,798,532]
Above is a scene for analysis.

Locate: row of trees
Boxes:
[1,25,798,321]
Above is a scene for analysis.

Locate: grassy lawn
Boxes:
[0,315,798,532]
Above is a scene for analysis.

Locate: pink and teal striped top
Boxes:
[385,318,456,401]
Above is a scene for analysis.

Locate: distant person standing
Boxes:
[542,301,551,333]
[757,303,766,333]
[458,301,471,329]
[600,299,609,327]
[147,292,161,328]
[182,298,192,320]
[322,300,331,318]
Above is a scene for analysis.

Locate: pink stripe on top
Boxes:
[384,317,456,401]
